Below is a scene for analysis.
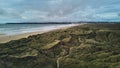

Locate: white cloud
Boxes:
[95,13,118,18]
[49,0,63,4]
[21,10,49,19]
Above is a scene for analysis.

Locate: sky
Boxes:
[0,0,120,23]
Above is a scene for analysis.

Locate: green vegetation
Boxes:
[0,23,120,68]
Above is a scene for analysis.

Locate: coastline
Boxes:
[0,23,120,68]
[0,24,81,43]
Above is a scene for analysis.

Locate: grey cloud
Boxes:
[0,8,22,19]
[0,0,120,22]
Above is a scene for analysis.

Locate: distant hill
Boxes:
[5,22,120,24]
[6,22,72,24]
[0,23,120,68]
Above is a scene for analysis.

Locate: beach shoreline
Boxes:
[0,24,81,43]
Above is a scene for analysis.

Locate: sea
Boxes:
[0,24,76,36]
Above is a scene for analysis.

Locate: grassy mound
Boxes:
[0,23,120,68]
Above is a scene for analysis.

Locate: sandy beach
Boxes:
[0,24,80,43]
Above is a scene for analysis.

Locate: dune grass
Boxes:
[0,23,120,68]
